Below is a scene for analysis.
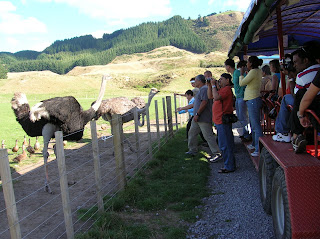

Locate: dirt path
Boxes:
[0,121,169,239]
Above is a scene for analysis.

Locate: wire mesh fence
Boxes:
[0,94,188,239]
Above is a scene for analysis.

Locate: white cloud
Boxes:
[91,30,108,39]
[29,40,52,51]
[223,0,251,11]
[5,37,19,50]
[208,0,251,11]
[38,0,172,21]
[0,1,47,34]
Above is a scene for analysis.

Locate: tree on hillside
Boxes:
[0,63,8,79]
[203,16,209,27]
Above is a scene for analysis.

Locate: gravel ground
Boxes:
[186,127,276,239]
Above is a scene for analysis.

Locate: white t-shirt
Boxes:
[294,64,320,94]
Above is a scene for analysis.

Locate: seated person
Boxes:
[272,54,297,142]
[269,60,281,95]
[290,41,320,153]
[272,63,296,143]
[260,65,272,96]
[298,69,320,131]
[282,54,296,96]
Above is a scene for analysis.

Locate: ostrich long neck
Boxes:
[146,92,156,108]
[92,75,108,111]
[136,91,157,126]
[82,75,107,124]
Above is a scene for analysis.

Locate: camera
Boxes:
[281,55,295,72]
[206,77,212,83]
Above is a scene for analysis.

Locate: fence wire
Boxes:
[0,95,186,238]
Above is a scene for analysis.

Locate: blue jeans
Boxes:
[216,123,236,171]
[246,97,263,153]
[235,98,250,138]
[275,94,294,134]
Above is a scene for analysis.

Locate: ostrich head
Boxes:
[147,88,160,106]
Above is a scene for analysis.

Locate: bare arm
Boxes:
[176,104,194,112]
[207,81,213,99]
[289,80,295,96]
[271,74,278,92]
[210,78,221,100]
[298,83,320,127]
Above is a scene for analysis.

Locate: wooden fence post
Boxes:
[55,131,74,239]
[166,96,174,138]
[133,108,141,164]
[155,100,161,150]
[90,121,104,212]
[0,149,21,239]
[146,104,153,159]
[184,97,188,123]
[162,97,168,140]
[174,93,178,131]
[111,114,127,190]
[179,95,183,127]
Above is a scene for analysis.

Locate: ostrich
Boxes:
[96,88,160,126]
[95,88,159,152]
[11,75,108,193]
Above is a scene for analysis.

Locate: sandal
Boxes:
[218,168,235,173]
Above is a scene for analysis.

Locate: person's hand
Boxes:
[194,115,199,122]
[211,77,217,86]
[176,107,181,112]
[299,116,311,128]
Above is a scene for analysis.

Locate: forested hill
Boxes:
[0,11,243,75]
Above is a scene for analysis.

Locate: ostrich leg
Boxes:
[42,123,59,194]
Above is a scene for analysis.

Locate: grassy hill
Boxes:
[0,11,243,76]
[0,46,227,158]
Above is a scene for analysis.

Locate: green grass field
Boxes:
[76,129,211,239]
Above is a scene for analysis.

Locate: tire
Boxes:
[259,147,278,215]
[271,167,291,239]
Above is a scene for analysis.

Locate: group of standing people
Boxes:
[176,40,320,173]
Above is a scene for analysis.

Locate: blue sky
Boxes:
[0,0,251,53]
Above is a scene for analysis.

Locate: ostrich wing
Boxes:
[30,96,86,135]
[131,97,146,109]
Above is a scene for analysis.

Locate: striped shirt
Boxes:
[294,64,320,94]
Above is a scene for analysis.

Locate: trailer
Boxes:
[228,0,320,238]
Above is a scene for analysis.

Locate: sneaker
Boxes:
[292,134,307,153]
[247,145,255,150]
[272,132,291,143]
[185,151,197,156]
[251,151,259,157]
[209,153,223,163]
